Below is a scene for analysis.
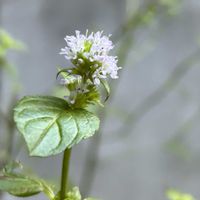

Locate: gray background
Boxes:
[1,0,200,199]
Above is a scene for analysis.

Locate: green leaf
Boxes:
[56,67,73,79]
[65,187,81,200]
[0,176,43,197]
[61,187,98,200]
[14,96,100,157]
[56,67,81,80]
[0,161,55,199]
[100,79,110,102]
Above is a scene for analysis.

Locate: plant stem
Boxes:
[60,148,71,200]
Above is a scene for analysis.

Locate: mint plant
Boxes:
[0,30,120,200]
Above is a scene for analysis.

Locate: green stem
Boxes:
[42,182,55,200]
[60,148,71,200]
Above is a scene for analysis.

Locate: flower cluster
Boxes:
[60,30,121,85]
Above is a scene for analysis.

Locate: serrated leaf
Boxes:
[0,176,43,197]
[14,96,100,157]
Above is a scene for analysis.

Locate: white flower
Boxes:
[60,30,121,84]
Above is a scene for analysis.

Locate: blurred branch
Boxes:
[105,102,200,162]
[164,106,200,159]
[0,25,24,170]
[0,109,9,123]
[112,1,157,43]
[80,0,184,196]
[0,92,18,200]
[0,1,4,199]
[114,48,200,138]
[80,48,200,196]
[79,130,102,198]
[0,0,3,99]
[0,0,4,167]
[0,8,23,199]
[5,94,17,158]
[80,1,161,197]
[0,94,17,165]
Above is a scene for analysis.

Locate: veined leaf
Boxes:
[1,161,55,199]
[0,176,43,197]
[14,96,100,157]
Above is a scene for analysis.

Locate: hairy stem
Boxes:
[60,148,71,200]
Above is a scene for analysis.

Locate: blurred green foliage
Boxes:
[0,29,24,79]
[0,29,25,173]
[64,187,97,200]
[160,0,182,15]
[0,29,24,57]
[167,189,196,200]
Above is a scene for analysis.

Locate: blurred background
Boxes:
[0,0,200,199]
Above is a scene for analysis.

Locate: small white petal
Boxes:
[60,30,121,83]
